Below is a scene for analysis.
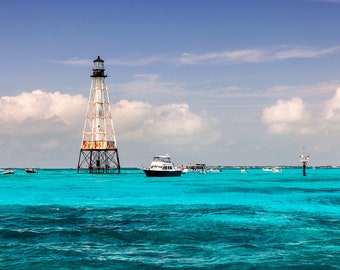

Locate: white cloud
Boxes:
[323,87,340,120]
[58,56,168,67]
[112,100,220,145]
[262,97,309,133]
[0,89,87,125]
[111,73,186,101]
[178,46,340,65]
[272,46,340,60]
[106,56,166,66]
[0,90,218,144]
[178,49,265,65]
[53,57,92,66]
[261,86,340,135]
[57,46,340,68]
[124,74,168,94]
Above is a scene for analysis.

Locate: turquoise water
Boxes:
[0,168,339,269]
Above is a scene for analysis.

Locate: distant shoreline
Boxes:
[2,166,340,170]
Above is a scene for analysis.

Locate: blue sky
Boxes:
[1,0,340,167]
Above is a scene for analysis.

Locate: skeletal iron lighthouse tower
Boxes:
[77,56,120,174]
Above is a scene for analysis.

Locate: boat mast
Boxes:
[77,56,121,174]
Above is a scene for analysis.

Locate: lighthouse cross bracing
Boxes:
[77,56,120,174]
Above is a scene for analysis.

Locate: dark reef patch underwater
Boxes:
[0,168,339,269]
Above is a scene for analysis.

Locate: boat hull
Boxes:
[2,170,14,175]
[143,169,182,177]
[26,170,37,173]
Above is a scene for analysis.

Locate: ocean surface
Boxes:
[0,168,339,269]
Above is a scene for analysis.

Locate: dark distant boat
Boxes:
[2,169,15,175]
[143,154,182,177]
[25,168,38,173]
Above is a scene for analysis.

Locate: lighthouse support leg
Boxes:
[77,149,120,174]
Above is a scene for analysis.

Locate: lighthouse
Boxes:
[77,56,121,174]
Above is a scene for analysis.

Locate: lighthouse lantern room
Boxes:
[77,56,120,174]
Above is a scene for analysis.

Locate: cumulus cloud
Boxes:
[0,89,87,125]
[262,97,309,133]
[112,100,220,145]
[323,87,340,120]
[0,90,219,151]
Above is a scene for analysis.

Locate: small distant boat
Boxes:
[262,167,272,172]
[240,168,248,173]
[181,168,189,174]
[143,154,182,177]
[25,168,38,173]
[272,167,283,173]
[206,168,222,173]
[2,169,15,175]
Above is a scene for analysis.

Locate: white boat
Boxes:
[206,168,222,173]
[2,169,14,175]
[240,168,248,173]
[181,168,189,174]
[272,167,283,173]
[143,154,182,177]
[198,169,207,174]
[262,167,272,172]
